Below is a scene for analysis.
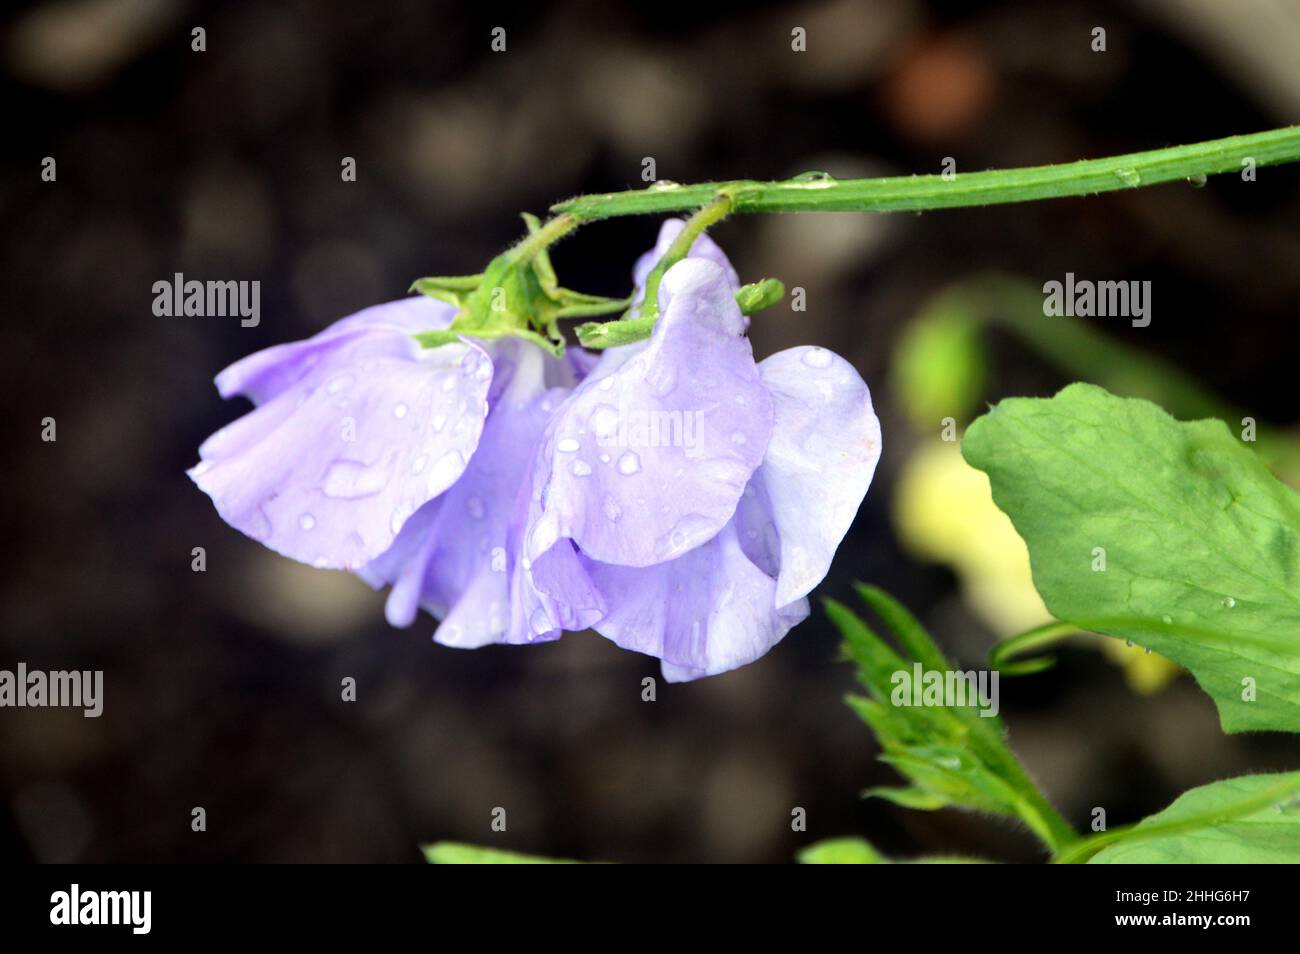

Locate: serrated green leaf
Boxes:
[864,786,951,810]
[962,383,1300,734]
[829,590,1078,852]
[854,583,949,674]
[422,842,578,864]
[1083,772,1300,863]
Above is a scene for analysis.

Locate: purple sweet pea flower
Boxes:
[189,296,497,571]
[512,240,882,681]
[192,221,881,681]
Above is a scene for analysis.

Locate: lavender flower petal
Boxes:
[737,346,882,607]
[586,520,811,681]
[358,342,570,646]
[190,297,491,570]
[525,259,773,582]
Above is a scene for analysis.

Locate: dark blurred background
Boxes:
[3,0,1300,863]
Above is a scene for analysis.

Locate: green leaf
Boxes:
[827,590,1078,853]
[963,383,1300,734]
[799,837,993,864]
[422,842,579,864]
[798,838,889,864]
[864,786,951,810]
[1081,772,1300,864]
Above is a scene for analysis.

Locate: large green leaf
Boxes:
[1085,772,1300,863]
[963,383,1300,733]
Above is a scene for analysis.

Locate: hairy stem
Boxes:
[554,127,1300,220]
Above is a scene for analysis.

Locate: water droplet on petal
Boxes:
[802,347,833,368]
[431,414,447,432]
[428,451,466,491]
[441,376,457,392]
[1115,168,1141,188]
[393,403,408,419]
[326,374,354,395]
[557,437,580,453]
[411,455,427,475]
[298,513,316,531]
[646,364,677,397]
[529,608,551,635]
[603,496,622,522]
[589,404,620,439]
[466,496,485,519]
[617,451,641,475]
[490,546,506,572]
[321,460,389,499]
[730,431,747,445]
[570,459,592,477]
[598,376,614,392]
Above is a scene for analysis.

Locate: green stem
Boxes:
[641,193,735,318]
[509,212,580,262]
[574,194,735,348]
[554,127,1300,219]
[989,621,1083,675]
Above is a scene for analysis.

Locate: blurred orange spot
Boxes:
[881,33,996,142]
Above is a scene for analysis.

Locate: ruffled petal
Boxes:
[359,341,571,647]
[738,346,882,607]
[190,313,491,570]
[586,520,810,681]
[215,296,457,405]
[524,258,774,581]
